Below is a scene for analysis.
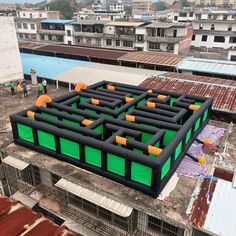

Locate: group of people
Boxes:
[8,79,48,98]
[8,80,28,97]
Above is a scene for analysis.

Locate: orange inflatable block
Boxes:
[147,102,156,108]
[125,97,134,103]
[107,85,115,91]
[115,136,127,146]
[157,95,167,100]
[26,111,35,118]
[125,115,135,122]
[148,146,163,156]
[75,82,87,92]
[35,95,52,107]
[82,119,93,126]
[91,98,100,105]
[189,104,200,111]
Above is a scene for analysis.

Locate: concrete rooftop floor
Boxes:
[0,82,235,229]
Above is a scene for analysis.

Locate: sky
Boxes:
[0,0,42,3]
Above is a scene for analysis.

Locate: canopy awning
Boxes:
[3,155,29,170]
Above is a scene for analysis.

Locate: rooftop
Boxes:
[106,21,147,27]
[71,20,111,25]
[118,52,184,67]
[0,194,77,236]
[41,19,74,24]
[177,57,236,78]
[141,74,236,114]
[146,21,188,28]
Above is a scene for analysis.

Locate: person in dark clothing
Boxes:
[22,81,28,97]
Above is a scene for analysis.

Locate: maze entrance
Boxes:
[10,81,212,197]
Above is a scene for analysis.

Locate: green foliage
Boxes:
[154,1,167,11]
[44,0,77,19]
[180,0,191,7]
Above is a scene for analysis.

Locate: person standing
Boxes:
[8,81,15,95]
[42,79,47,94]
[22,80,28,97]
[37,82,43,97]
[16,82,23,97]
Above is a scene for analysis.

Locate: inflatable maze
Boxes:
[10,81,212,197]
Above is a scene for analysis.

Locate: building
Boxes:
[92,0,125,12]
[39,19,74,44]
[132,0,151,15]
[191,10,236,54]
[195,0,236,6]
[0,16,23,84]
[146,22,193,54]
[65,20,109,46]
[16,9,60,19]
[172,9,195,22]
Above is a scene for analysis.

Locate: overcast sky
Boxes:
[0,0,42,3]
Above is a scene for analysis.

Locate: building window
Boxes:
[116,40,120,46]
[39,13,42,17]
[67,30,71,36]
[167,44,174,51]
[201,35,208,42]
[48,35,52,41]
[229,37,236,43]
[199,24,203,30]
[179,12,187,17]
[23,23,28,29]
[214,36,225,43]
[30,24,35,30]
[137,35,144,42]
[86,38,92,45]
[174,16,178,21]
[149,42,160,50]
[148,215,184,236]
[123,40,133,48]
[228,26,232,31]
[189,12,193,17]
[19,33,23,39]
[40,35,45,40]
[23,13,25,16]
[25,34,29,39]
[30,13,32,18]
[211,24,215,30]
[173,29,177,38]
[95,38,101,45]
[17,23,21,29]
[106,39,112,46]
[68,41,72,45]
[192,34,195,41]
[31,34,37,40]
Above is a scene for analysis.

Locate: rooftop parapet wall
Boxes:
[10,81,212,197]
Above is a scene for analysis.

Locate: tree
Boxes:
[154,1,167,11]
[181,0,191,7]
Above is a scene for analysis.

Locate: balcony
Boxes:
[193,29,236,36]
[105,34,135,41]
[39,29,65,35]
[73,31,104,38]
[146,36,180,44]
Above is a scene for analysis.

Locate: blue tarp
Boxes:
[21,53,90,79]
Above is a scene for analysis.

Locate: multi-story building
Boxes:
[172,9,195,23]
[132,0,151,15]
[195,0,236,6]
[109,0,125,12]
[104,21,148,51]
[92,0,125,12]
[191,10,236,53]
[16,9,60,19]
[74,8,126,21]
[146,22,193,54]
[39,19,74,44]
[65,20,109,46]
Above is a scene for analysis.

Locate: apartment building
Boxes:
[172,9,195,23]
[146,22,193,54]
[191,10,236,53]
[132,0,151,15]
[15,9,60,42]
[65,20,109,46]
[39,19,74,44]
[195,0,236,6]
[16,9,60,19]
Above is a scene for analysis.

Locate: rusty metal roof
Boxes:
[189,178,217,228]
[118,52,184,67]
[26,44,128,60]
[140,75,236,113]
[0,194,77,236]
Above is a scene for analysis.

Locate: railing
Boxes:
[39,29,65,35]
[193,29,236,36]
[105,34,135,41]
[146,36,180,43]
[73,31,104,38]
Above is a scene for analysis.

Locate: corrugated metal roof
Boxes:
[34,44,128,60]
[0,194,77,236]
[146,21,187,28]
[189,178,217,228]
[204,179,236,236]
[118,52,184,67]
[140,76,236,113]
[41,19,74,24]
[56,178,133,217]
[177,57,236,77]
[3,155,29,170]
